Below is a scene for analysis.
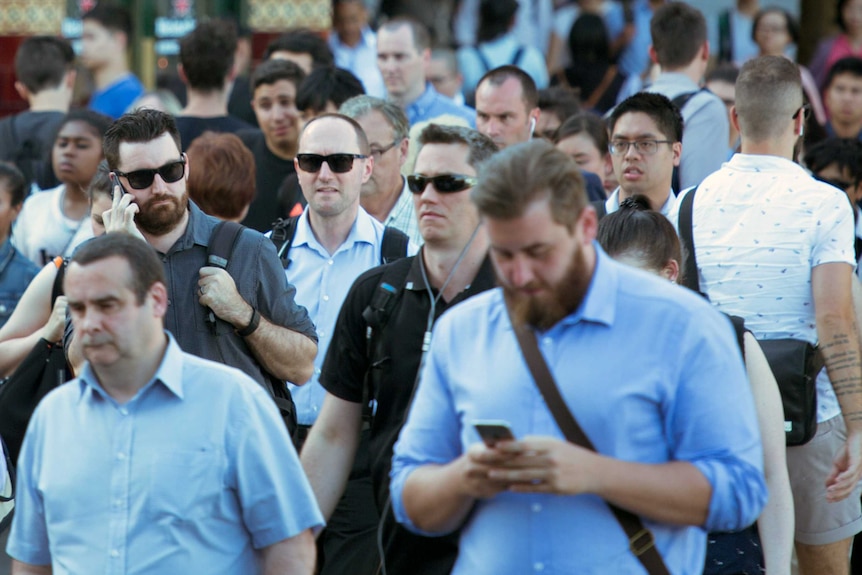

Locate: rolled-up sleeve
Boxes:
[668,308,768,531]
[390,316,464,536]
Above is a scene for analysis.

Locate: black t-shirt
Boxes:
[238,129,299,232]
[0,110,64,190]
[320,254,496,574]
[176,114,254,151]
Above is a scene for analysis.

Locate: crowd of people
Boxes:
[1,0,862,574]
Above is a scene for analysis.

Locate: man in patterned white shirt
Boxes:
[670,55,862,575]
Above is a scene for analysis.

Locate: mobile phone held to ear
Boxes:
[473,420,516,447]
[110,172,126,195]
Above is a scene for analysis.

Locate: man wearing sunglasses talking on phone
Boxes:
[301,124,497,575]
[99,108,319,419]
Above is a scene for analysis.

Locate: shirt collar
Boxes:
[725,153,808,175]
[408,84,440,115]
[76,332,185,404]
[384,178,414,227]
[562,242,616,328]
[293,205,379,253]
[606,187,676,216]
[651,72,700,93]
[166,200,209,254]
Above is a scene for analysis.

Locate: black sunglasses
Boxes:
[407,174,478,194]
[296,153,367,173]
[114,158,186,190]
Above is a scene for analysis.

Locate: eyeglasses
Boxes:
[608,140,674,155]
[407,174,478,194]
[792,104,811,120]
[370,139,401,159]
[296,153,368,173]
[114,158,186,190]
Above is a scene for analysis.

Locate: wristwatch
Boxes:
[236,307,261,337]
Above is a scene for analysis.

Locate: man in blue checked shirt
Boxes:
[7,234,322,575]
[390,139,767,574]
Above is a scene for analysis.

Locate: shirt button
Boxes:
[116,452,126,460]
[327,259,334,265]
[315,368,321,375]
[110,549,120,558]
[318,330,325,338]
[119,408,128,416]
[534,562,544,571]
[114,499,122,507]
[531,503,542,513]
[323,295,330,302]
[542,337,552,346]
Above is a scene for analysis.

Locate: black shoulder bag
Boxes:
[678,187,823,446]
[0,259,72,463]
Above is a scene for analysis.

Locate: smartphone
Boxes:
[473,420,516,447]
[110,172,127,195]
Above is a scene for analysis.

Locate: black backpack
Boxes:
[206,221,298,434]
[269,215,409,268]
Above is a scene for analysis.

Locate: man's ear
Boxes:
[662,259,680,283]
[397,137,410,167]
[648,45,658,65]
[13,81,30,101]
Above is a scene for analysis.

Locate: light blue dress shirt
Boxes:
[405,84,476,129]
[7,334,324,574]
[286,206,417,425]
[391,245,767,575]
[457,33,549,95]
[328,26,386,98]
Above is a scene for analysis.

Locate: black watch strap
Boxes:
[236,307,261,337]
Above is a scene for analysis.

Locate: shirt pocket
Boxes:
[147,447,225,520]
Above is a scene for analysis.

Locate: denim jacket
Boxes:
[0,237,39,328]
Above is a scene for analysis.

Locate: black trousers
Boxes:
[318,429,381,575]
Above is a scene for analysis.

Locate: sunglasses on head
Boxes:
[114,158,186,190]
[407,174,478,194]
[296,153,367,173]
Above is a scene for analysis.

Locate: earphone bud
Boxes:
[529,117,536,136]
[799,123,804,138]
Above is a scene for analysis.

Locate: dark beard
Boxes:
[136,192,188,236]
[502,245,593,331]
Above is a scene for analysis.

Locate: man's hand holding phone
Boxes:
[104,173,145,241]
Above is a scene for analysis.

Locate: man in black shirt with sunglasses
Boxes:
[100,108,318,404]
[301,124,497,575]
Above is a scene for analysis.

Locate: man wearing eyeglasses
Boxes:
[669,56,862,575]
[604,92,682,217]
[100,108,319,414]
[301,124,497,575]
[287,112,417,575]
[341,95,422,246]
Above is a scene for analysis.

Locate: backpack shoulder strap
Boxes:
[51,257,68,305]
[512,46,525,67]
[207,220,244,270]
[360,257,415,423]
[474,46,493,74]
[677,186,700,294]
[727,314,748,361]
[270,216,300,268]
[380,226,409,265]
[671,89,701,113]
